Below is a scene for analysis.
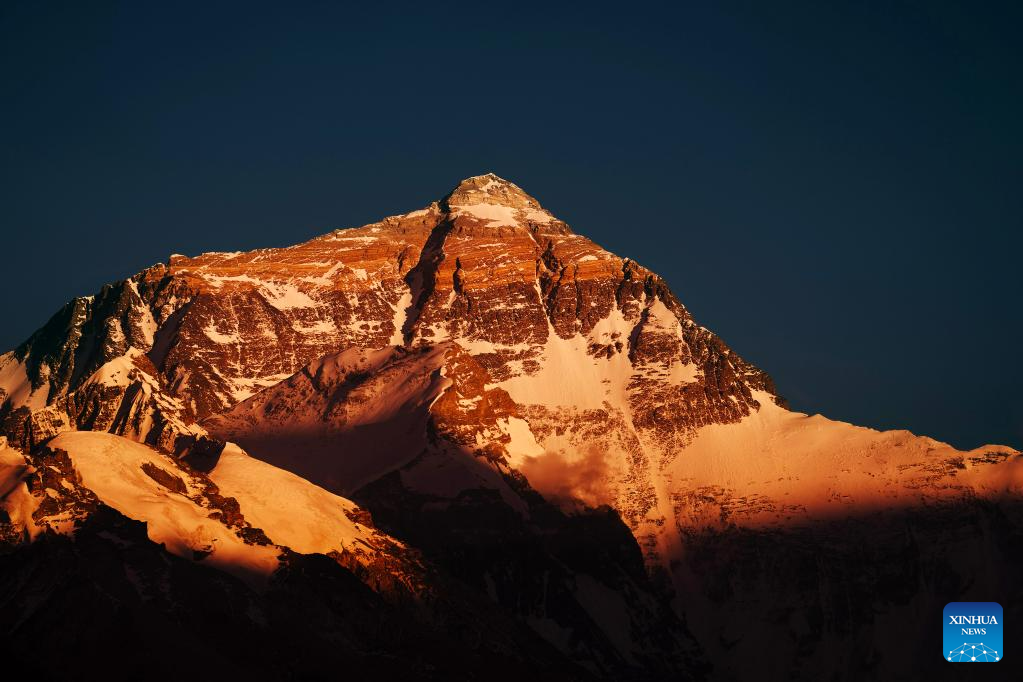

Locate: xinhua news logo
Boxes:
[944,602,1002,662]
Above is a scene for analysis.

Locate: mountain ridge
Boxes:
[1,174,1020,680]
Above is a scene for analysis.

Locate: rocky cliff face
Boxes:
[1,173,1020,680]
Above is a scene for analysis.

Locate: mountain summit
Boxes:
[439,172,567,233]
[1,175,1020,681]
[444,172,541,206]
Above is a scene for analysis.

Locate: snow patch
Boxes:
[258,281,318,310]
[225,373,295,403]
[458,338,534,355]
[499,417,545,462]
[498,309,635,410]
[85,352,143,388]
[127,279,159,347]
[300,262,346,287]
[49,431,280,585]
[328,234,379,245]
[0,353,48,411]
[209,443,395,556]
[292,319,337,335]
[0,440,41,539]
[453,203,518,227]
[389,289,413,346]
[520,207,554,224]
[201,274,318,310]
[203,323,239,345]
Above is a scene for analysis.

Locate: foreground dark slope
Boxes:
[0,507,592,682]
[2,174,1021,680]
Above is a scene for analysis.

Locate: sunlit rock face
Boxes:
[2,173,777,568]
[2,173,1021,681]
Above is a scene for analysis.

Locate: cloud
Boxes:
[516,445,613,511]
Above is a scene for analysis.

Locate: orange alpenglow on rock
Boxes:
[1,174,1020,681]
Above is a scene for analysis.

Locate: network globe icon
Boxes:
[943,603,1003,663]
[947,643,999,662]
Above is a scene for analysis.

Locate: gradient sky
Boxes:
[2,1,1020,449]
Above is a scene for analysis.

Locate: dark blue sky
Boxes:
[2,1,1020,448]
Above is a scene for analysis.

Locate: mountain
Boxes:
[1,173,1020,680]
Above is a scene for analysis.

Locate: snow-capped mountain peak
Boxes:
[1,174,1019,681]
[441,173,561,229]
